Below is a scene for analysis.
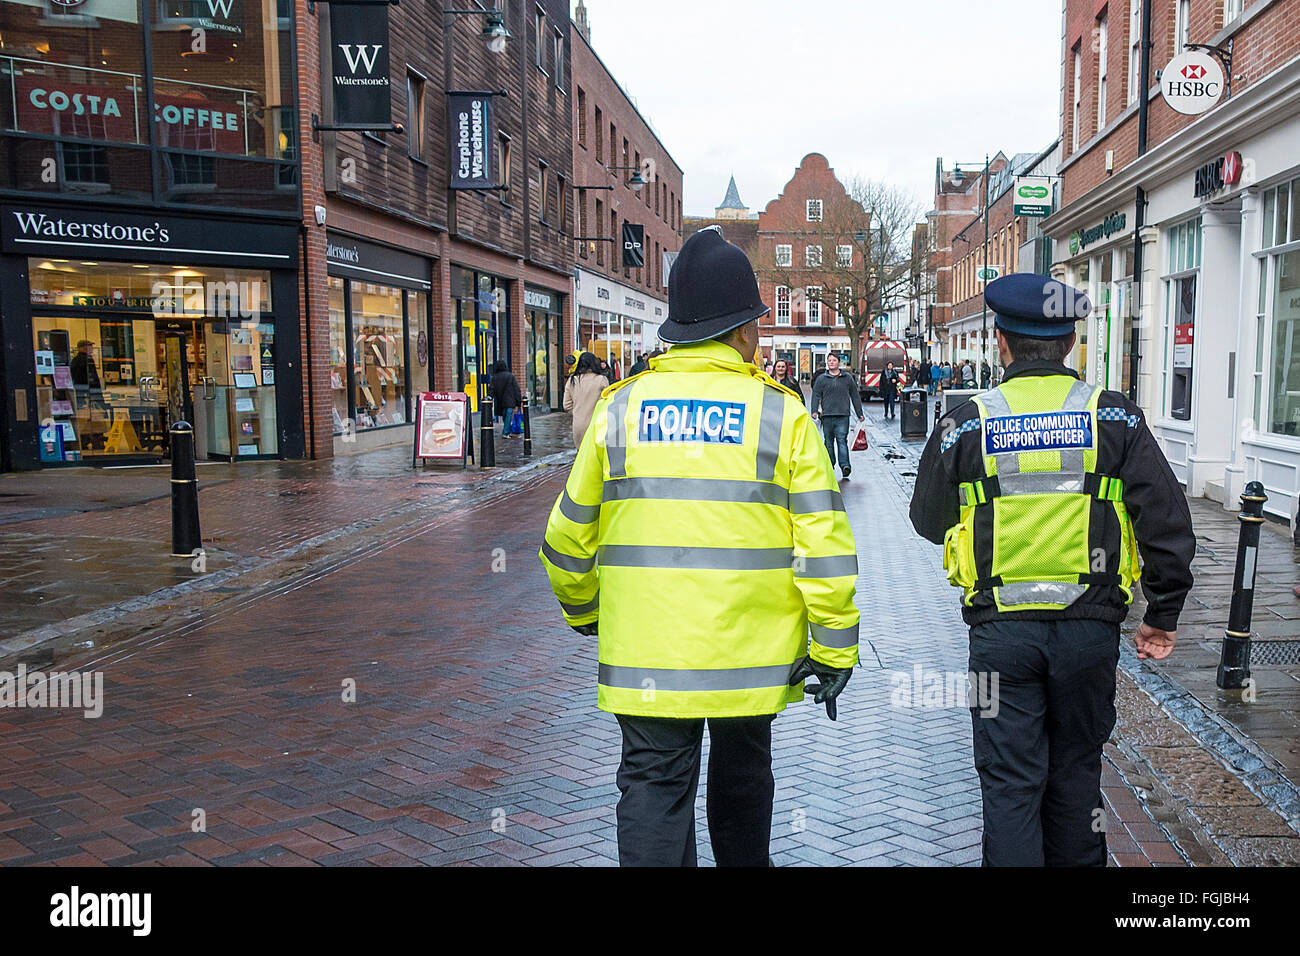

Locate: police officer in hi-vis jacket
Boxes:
[909,273,1195,867]
[540,228,860,867]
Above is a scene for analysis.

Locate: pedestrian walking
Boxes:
[771,358,804,405]
[540,228,859,868]
[880,361,901,420]
[489,359,522,438]
[562,352,608,448]
[980,359,991,390]
[810,352,865,478]
[941,362,953,390]
[961,360,976,388]
[909,273,1196,867]
[919,359,933,395]
[599,358,617,385]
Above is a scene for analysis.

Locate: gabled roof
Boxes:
[718,176,747,210]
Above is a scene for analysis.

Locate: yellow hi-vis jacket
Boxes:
[539,339,860,718]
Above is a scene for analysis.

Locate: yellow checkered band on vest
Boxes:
[942,376,1141,613]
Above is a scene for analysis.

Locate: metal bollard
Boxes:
[479,392,496,469]
[170,421,201,558]
[1216,480,1268,690]
[522,393,533,457]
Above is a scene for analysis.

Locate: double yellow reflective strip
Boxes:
[1096,475,1125,502]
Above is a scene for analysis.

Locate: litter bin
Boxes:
[900,387,928,439]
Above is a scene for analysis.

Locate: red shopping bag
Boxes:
[851,423,868,451]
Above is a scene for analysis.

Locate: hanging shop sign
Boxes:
[621,223,645,269]
[1161,50,1224,116]
[330,2,392,127]
[1012,177,1053,217]
[447,93,495,190]
[1193,150,1243,199]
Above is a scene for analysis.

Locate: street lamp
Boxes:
[605,164,647,192]
[444,7,511,54]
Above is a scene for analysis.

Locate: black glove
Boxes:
[571,622,597,636]
[788,657,852,721]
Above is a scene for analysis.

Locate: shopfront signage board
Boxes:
[414,391,470,467]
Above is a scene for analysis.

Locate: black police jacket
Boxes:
[909,359,1195,632]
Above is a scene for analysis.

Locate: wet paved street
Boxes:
[0,404,1215,866]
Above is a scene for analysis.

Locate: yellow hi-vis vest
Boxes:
[539,339,860,718]
[942,375,1141,613]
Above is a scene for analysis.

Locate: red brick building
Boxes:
[755,154,866,382]
[925,160,983,364]
[1042,0,1300,520]
[301,0,576,457]
[570,6,684,373]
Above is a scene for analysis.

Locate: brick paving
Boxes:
[0,400,1201,866]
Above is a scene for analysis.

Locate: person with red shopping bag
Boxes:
[851,420,868,451]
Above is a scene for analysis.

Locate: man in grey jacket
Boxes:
[810,353,865,478]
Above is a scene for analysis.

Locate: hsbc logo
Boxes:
[1180,64,1206,80]
[1193,150,1244,199]
[1162,50,1224,115]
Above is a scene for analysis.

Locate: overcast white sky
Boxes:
[581,0,1063,218]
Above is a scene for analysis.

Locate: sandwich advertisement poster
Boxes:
[415,392,468,461]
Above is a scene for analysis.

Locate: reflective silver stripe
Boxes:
[810,621,859,649]
[794,554,859,578]
[976,387,1012,417]
[789,489,845,513]
[604,477,788,508]
[599,544,794,570]
[541,542,596,574]
[997,472,1086,495]
[996,581,1086,607]
[559,489,601,524]
[599,662,796,692]
[605,384,635,478]
[755,387,786,481]
[1063,380,1097,412]
[560,595,599,616]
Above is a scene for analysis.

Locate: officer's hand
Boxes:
[1134,622,1176,660]
[571,622,598,637]
[789,657,852,721]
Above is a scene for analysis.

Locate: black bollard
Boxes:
[1216,480,1268,690]
[522,393,533,457]
[170,421,201,558]
[479,392,496,469]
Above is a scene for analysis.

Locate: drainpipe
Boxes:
[1129,0,1153,404]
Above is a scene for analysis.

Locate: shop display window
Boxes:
[351,284,407,430]
[28,258,277,462]
[1268,250,1300,436]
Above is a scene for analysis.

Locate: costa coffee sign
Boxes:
[1193,150,1243,199]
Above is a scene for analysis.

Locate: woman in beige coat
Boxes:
[563,351,609,447]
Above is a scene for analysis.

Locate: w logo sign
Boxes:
[339,44,384,74]
[204,0,235,17]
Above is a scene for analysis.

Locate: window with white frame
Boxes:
[806,244,822,268]
[1258,176,1300,436]
[806,287,822,325]
[775,244,792,267]
[806,199,822,222]
[1224,0,1244,23]
[775,285,791,325]
[1175,0,1190,54]
[1097,14,1108,131]
[1128,0,1142,105]
[837,287,852,326]
[1072,45,1082,152]
[836,244,852,267]
[1162,216,1202,421]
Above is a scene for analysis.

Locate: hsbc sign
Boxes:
[1193,150,1244,199]
[1161,50,1224,115]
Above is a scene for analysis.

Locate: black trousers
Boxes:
[968,619,1120,867]
[614,714,775,867]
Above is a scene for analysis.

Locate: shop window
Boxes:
[1266,256,1300,434]
[329,277,349,435]
[350,283,408,430]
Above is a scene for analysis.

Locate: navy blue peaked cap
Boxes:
[985,273,1091,338]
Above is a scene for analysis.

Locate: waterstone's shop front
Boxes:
[0,206,301,469]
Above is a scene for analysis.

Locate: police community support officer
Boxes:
[909,273,1195,867]
[540,228,860,867]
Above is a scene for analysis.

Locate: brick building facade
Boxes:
[571,9,683,372]
[1043,0,1300,521]
[302,0,576,457]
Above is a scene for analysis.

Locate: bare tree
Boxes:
[762,175,927,368]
